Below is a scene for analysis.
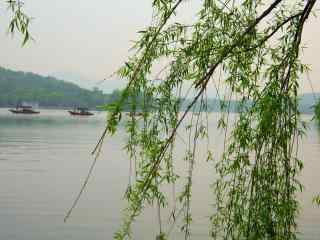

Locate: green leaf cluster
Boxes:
[92,1,317,239]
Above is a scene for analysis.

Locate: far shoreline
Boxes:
[0,107,315,115]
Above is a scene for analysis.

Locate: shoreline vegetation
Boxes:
[0,66,318,114]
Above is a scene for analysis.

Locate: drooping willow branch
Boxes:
[91,0,185,155]
[5,0,32,45]
[116,0,289,207]
[66,1,317,239]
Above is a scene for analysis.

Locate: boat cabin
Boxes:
[9,103,40,114]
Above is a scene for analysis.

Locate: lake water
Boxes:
[0,108,319,240]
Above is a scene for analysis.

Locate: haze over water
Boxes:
[0,109,319,240]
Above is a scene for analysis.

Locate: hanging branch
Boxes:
[68,1,318,239]
[6,0,32,45]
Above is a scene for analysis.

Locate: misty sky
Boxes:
[0,0,319,93]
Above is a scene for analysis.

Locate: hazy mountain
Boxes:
[0,66,319,113]
[0,67,109,109]
[51,71,127,94]
[51,71,96,90]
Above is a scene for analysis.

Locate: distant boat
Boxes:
[125,112,143,117]
[68,107,94,116]
[9,103,40,114]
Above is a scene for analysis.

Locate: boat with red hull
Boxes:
[68,107,94,116]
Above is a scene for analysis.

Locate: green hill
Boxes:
[0,66,319,114]
[0,67,113,109]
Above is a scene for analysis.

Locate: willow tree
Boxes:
[67,0,318,239]
[2,0,31,45]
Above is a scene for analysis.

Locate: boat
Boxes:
[125,112,144,117]
[68,107,94,116]
[9,104,40,114]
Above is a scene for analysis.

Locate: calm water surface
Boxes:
[0,108,319,240]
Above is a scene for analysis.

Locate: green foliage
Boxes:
[314,99,320,124]
[0,66,111,109]
[313,195,320,206]
[57,0,315,239]
[5,0,32,45]
[93,1,317,239]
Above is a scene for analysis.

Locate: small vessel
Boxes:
[68,107,94,116]
[125,112,143,117]
[9,103,40,114]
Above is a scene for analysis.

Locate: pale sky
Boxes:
[0,1,319,93]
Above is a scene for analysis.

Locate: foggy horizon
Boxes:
[0,0,319,93]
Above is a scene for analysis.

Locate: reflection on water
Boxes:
[0,108,319,240]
